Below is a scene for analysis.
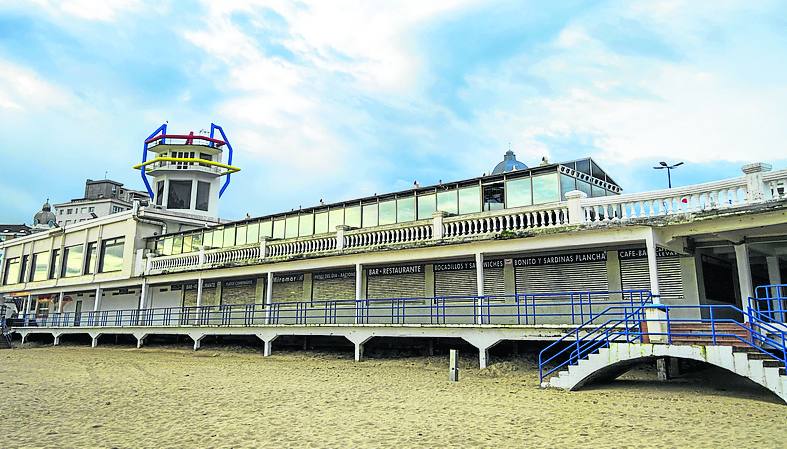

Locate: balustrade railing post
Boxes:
[432,211,448,239]
[742,162,772,203]
[259,238,268,260]
[565,190,587,224]
[335,225,350,251]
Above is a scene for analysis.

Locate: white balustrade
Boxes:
[764,171,787,200]
[266,236,337,258]
[344,222,433,249]
[442,206,569,238]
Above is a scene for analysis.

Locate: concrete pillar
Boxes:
[766,256,783,319]
[53,334,61,346]
[449,349,459,382]
[503,259,515,296]
[196,278,204,307]
[20,333,27,345]
[645,232,660,303]
[734,243,753,320]
[355,263,363,324]
[424,264,435,298]
[742,162,772,203]
[136,335,145,349]
[193,335,204,351]
[263,339,273,356]
[139,280,148,309]
[565,190,588,224]
[336,225,349,251]
[24,294,32,316]
[93,286,102,311]
[91,335,99,348]
[302,273,313,302]
[265,272,274,324]
[606,250,622,301]
[475,253,484,324]
[354,342,364,362]
[57,292,65,313]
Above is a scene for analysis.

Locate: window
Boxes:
[328,208,344,230]
[62,245,84,277]
[49,249,60,279]
[285,215,299,238]
[213,228,224,247]
[273,219,285,239]
[417,193,436,220]
[67,208,72,215]
[88,207,95,212]
[222,226,236,247]
[81,207,87,213]
[191,232,203,251]
[20,255,28,283]
[183,235,193,253]
[396,195,415,223]
[99,237,124,272]
[532,172,559,204]
[162,237,174,255]
[32,252,48,282]
[199,152,212,161]
[203,231,214,249]
[483,183,505,211]
[84,242,97,274]
[437,190,458,215]
[196,181,210,211]
[172,234,183,255]
[247,222,259,243]
[560,174,577,200]
[506,177,532,208]
[236,225,248,246]
[3,257,20,285]
[378,199,396,225]
[362,203,378,228]
[260,221,273,239]
[156,181,164,206]
[314,211,329,234]
[345,205,361,228]
[167,180,192,209]
[458,186,481,215]
[298,213,314,236]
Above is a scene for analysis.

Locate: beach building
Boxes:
[53,179,150,227]
[1,124,786,401]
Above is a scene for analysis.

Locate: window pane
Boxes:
[84,243,97,275]
[417,193,436,220]
[273,219,285,239]
[236,225,248,245]
[299,213,314,236]
[260,221,273,239]
[362,203,378,227]
[396,195,415,223]
[532,173,559,204]
[437,190,458,214]
[223,227,235,247]
[183,235,193,253]
[162,237,173,256]
[156,181,164,206]
[172,235,183,255]
[32,252,48,281]
[314,211,329,234]
[345,205,361,228]
[203,231,214,249]
[560,174,576,200]
[196,181,210,211]
[379,199,396,225]
[167,180,192,209]
[49,250,60,279]
[483,183,505,211]
[458,186,481,214]
[100,238,124,273]
[213,228,224,248]
[506,177,532,208]
[4,258,20,285]
[285,215,299,238]
[591,184,605,198]
[247,222,259,243]
[191,232,203,251]
[328,208,344,230]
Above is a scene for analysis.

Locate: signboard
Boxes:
[367,264,424,276]
[433,259,505,272]
[618,247,680,260]
[223,279,256,288]
[173,281,218,291]
[273,274,304,283]
[513,251,607,267]
[314,270,355,281]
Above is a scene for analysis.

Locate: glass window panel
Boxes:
[260,221,273,239]
[378,199,396,225]
[345,205,361,228]
[236,225,248,245]
[458,186,481,215]
[299,213,314,236]
[285,215,299,238]
[437,190,458,214]
[213,228,224,248]
[162,237,173,256]
[223,227,236,247]
[85,243,97,274]
[560,174,577,200]
[99,238,125,273]
[396,195,415,223]
[4,258,20,285]
[532,173,560,204]
[191,232,203,251]
[328,208,344,230]
[314,211,329,234]
[172,235,183,255]
[247,222,259,243]
[575,159,591,175]
[273,219,285,239]
[506,177,532,208]
[32,252,48,281]
[591,184,605,198]
[362,203,378,227]
[196,181,210,211]
[203,231,214,249]
[483,183,505,211]
[417,193,436,220]
[167,180,192,209]
[577,180,592,196]
[182,235,193,253]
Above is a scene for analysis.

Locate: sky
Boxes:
[1,0,786,224]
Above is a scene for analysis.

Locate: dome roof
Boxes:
[492,150,528,175]
[33,199,56,228]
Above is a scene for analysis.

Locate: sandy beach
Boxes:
[0,344,784,448]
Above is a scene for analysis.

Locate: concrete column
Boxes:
[57,292,65,313]
[645,232,660,303]
[741,162,772,203]
[93,286,102,311]
[503,259,515,296]
[136,335,145,348]
[354,342,364,362]
[198,246,206,267]
[766,256,783,319]
[259,238,268,260]
[53,334,61,346]
[302,273,313,302]
[734,243,753,319]
[193,335,204,351]
[606,250,622,301]
[475,253,484,324]
[336,225,349,251]
[265,272,274,324]
[139,280,148,309]
[565,190,588,224]
[91,334,99,348]
[355,263,363,324]
[263,338,273,356]
[196,278,204,307]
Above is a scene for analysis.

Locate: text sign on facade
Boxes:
[223,279,256,288]
[313,270,355,281]
[367,265,424,276]
[618,247,680,260]
[273,274,304,283]
[513,251,607,267]
[433,259,505,272]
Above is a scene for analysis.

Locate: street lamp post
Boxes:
[653,161,684,188]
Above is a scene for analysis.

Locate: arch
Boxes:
[548,343,786,404]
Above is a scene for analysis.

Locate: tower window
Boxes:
[168,180,192,209]
[196,181,210,211]
[156,181,164,206]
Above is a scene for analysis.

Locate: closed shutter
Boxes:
[620,257,684,302]
[222,280,256,305]
[484,266,506,296]
[435,270,476,297]
[516,261,608,294]
[367,273,425,299]
[273,280,303,302]
[313,277,355,300]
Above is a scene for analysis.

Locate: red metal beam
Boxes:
[145,134,226,147]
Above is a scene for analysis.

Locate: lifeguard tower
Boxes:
[133,123,240,219]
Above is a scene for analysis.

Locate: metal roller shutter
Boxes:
[273,280,303,302]
[435,270,476,297]
[313,276,355,300]
[222,280,256,305]
[620,257,684,302]
[367,273,425,299]
[484,266,506,296]
[516,261,608,294]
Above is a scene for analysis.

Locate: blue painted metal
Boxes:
[140,123,167,200]
[752,284,787,323]
[210,123,234,198]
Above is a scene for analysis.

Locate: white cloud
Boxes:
[27,0,141,22]
[0,60,72,112]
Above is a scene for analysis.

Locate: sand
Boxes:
[0,345,784,448]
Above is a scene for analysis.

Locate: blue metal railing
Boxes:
[538,302,787,384]
[752,284,787,324]
[10,290,650,330]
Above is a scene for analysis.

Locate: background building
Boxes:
[54,179,149,227]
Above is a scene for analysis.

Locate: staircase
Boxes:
[667,323,751,347]
[0,305,12,349]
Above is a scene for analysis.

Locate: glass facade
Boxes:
[437,190,458,214]
[99,238,125,272]
[362,204,378,227]
[379,199,396,225]
[345,205,361,228]
[532,173,559,204]
[85,242,97,274]
[458,186,481,215]
[396,196,415,223]
[63,245,84,277]
[299,213,314,236]
[3,257,20,285]
[314,211,329,234]
[32,252,48,282]
[417,193,436,220]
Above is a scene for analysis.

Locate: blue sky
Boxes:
[1,0,786,224]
